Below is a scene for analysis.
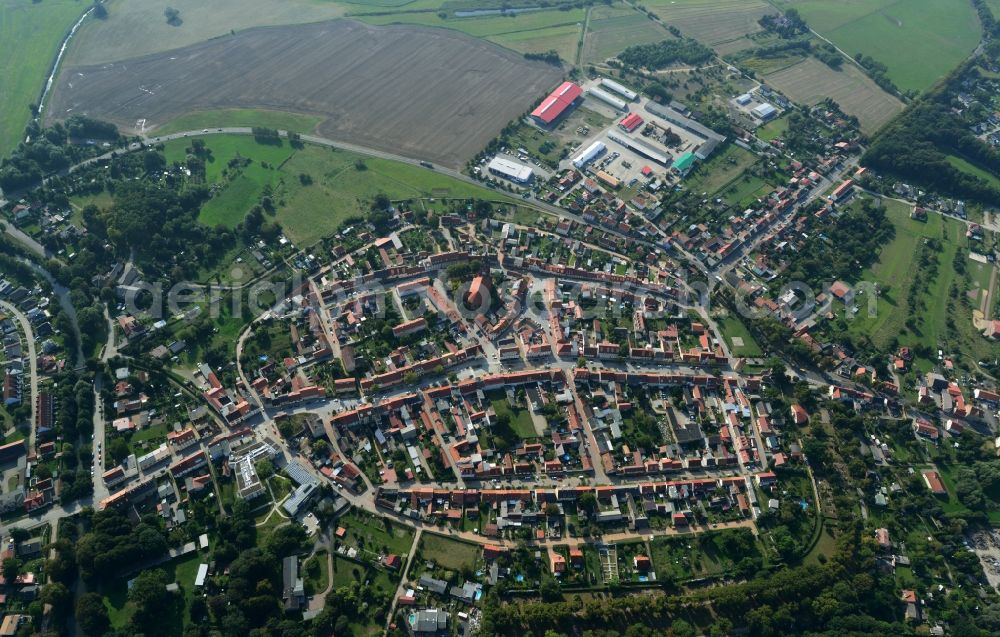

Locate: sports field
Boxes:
[65,0,345,65]
[49,19,563,168]
[161,134,504,244]
[763,57,903,133]
[581,5,672,65]
[774,0,980,93]
[0,0,88,156]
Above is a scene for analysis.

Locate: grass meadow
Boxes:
[0,0,87,156]
[775,0,980,93]
[162,133,503,245]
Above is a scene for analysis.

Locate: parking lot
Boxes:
[968,530,1000,590]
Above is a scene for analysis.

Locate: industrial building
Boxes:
[619,113,644,133]
[752,103,778,121]
[587,87,628,111]
[487,156,534,183]
[672,151,697,176]
[735,93,752,106]
[572,141,606,168]
[531,81,583,125]
[595,170,620,188]
[644,101,726,160]
[600,78,638,101]
[607,131,668,165]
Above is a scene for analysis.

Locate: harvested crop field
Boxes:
[48,19,563,167]
[644,0,771,49]
[65,0,345,66]
[582,6,671,64]
[763,58,903,133]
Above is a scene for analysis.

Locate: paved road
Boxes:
[22,260,85,368]
[0,301,38,451]
[91,372,109,505]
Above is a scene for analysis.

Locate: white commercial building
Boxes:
[572,141,606,168]
[607,131,669,165]
[752,103,778,120]
[487,156,534,183]
[587,87,628,111]
[600,78,638,101]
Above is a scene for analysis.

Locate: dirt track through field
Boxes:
[47,19,563,168]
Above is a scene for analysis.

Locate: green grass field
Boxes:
[154,109,323,136]
[488,391,537,439]
[357,6,587,59]
[720,175,773,209]
[822,197,999,373]
[582,5,671,64]
[945,154,1000,190]
[684,144,757,194]
[0,0,88,156]
[340,508,416,555]
[775,0,980,93]
[489,22,582,62]
[719,315,763,357]
[162,133,504,244]
[418,532,481,571]
[755,115,790,141]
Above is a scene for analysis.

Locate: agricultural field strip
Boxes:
[47,19,563,169]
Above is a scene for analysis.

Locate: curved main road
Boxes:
[0,301,37,450]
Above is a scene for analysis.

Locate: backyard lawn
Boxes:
[339,508,415,555]
[488,391,537,439]
[418,532,481,571]
[684,144,757,195]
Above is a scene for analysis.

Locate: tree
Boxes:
[108,436,129,463]
[128,569,176,635]
[92,2,108,19]
[76,592,111,636]
[255,459,275,480]
[578,492,597,515]
[334,615,351,635]
[264,524,308,558]
[539,576,561,602]
[2,558,21,583]
[164,6,181,25]
[41,582,72,620]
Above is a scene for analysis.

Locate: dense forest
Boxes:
[863,102,1000,203]
[618,38,714,70]
[0,116,123,191]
